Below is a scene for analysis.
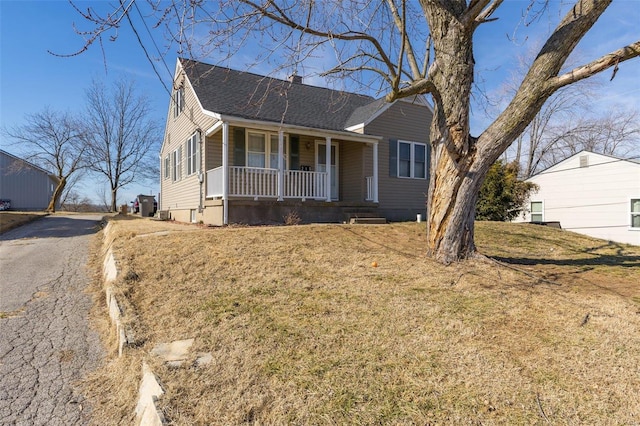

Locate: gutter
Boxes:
[206,115,382,144]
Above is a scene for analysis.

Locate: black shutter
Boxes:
[289,135,300,170]
[233,127,245,166]
[389,139,397,177]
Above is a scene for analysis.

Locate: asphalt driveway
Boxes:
[0,214,105,425]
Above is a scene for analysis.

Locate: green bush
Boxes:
[476,160,538,221]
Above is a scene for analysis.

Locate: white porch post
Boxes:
[277,130,284,201]
[372,141,379,203]
[222,121,229,225]
[325,136,332,202]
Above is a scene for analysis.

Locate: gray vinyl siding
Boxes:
[364,101,432,218]
[159,71,216,212]
[297,135,317,171]
[0,151,57,210]
[205,131,223,171]
[341,142,365,202]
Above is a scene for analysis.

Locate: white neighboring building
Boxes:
[516,150,640,246]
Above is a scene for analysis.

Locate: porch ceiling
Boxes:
[206,116,381,144]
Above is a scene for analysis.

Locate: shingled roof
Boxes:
[180,58,380,132]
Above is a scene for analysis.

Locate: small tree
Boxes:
[83,78,160,212]
[476,161,538,222]
[3,108,87,212]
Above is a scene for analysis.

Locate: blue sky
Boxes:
[1,0,639,204]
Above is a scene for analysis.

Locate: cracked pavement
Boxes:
[0,214,105,425]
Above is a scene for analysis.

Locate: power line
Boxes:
[133,1,174,81]
[122,0,171,97]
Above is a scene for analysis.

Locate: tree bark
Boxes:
[47,177,66,213]
[110,188,118,213]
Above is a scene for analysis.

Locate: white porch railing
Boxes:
[284,170,327,200]
[206,166,328,200]
[230,166,278,198]
[207,166,224,198]
[366,176,374,201]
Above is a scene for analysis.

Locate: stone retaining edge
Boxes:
[101,221,165,426]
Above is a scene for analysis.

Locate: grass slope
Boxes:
[85,218,640,425]
[0,211,47,234]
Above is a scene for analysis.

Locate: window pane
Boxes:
[270,154,279,169]
[248,152,265,168]
[531,202,542,213]
[632,214,640,228]
[317,144,326,165]
[414,144,426,162]
[531,214,543,222]
[270,135,279,154]
[270,135,281,169]
[414,144,426,178]
[631,199,640,213]
[414,160,426,178]
[248,133,265,151]
[399,142,411,161]
[399,160,411,177]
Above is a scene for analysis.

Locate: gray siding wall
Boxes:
[364,101,432,220]
[341,142,365,202]
[0,152,56,210]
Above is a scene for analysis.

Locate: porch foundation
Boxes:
[227,199,379,225]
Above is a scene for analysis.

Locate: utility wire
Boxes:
[121,0,171,97]
[133,1,174,80]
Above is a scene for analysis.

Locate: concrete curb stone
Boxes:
[101,221,166,426]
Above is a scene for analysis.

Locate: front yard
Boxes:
[85,218,640,424]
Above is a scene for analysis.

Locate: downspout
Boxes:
[197,128,204,213]
[158,154,162,211]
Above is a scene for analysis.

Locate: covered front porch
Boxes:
[203,120,380,224]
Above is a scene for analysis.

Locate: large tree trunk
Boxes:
[110,188,118,213]
[47,178,66,213]
[421,2,480,263]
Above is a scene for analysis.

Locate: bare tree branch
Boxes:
[83,78,161,212]
[548,41,640,91]
[3,108,88,212]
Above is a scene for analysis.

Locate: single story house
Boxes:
[515,150,640,246]
[0,149,59,211]
[159,58,433,225]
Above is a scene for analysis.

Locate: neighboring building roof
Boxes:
[527,150,640,179]
[0,149,59,182]
[180,58,383,132]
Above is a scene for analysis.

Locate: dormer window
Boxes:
[174,86,184,118]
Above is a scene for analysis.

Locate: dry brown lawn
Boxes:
[85,217,640,425]
[0,211,47,233]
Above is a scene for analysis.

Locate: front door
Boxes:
[316,141,339,200]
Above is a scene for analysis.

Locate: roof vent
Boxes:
[579,155,589,168]
[288,74,302,84]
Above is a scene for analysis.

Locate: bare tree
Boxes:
[500,46,639,178]
[83,78,160,212]
[558,109,640,157]
[71,0,640,263]
[3,108,87,212]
